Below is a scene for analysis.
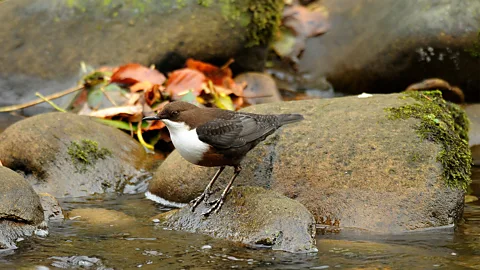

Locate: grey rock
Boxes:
[234,72,283,105]
[149,93,469,233]
[0,0,283,113]
[0,112,148,197]
[0,166,45,249]
[38,193,64,221]
[155,186,317,253]
[297,0,480,101]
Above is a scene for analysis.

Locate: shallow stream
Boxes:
[1,166,480,269]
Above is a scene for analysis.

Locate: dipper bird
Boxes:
[143,101,303,216]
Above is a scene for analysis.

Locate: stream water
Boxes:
[1,166,479,269]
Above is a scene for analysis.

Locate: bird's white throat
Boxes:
[162,119,209,164]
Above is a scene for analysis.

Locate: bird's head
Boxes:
[143,101,199,122]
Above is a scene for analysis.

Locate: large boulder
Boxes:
[0,0,283,114]
[155,186,317,253]
[0,166,45,249]
[296,0,480,101]
[149,92,471,233]
[0,112,148,197]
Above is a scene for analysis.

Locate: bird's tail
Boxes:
[277,113,304,126]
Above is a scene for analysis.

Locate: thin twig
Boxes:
[35,92,66,112]
[0,86,83,112]
[129,121,134,137]
[220,58,235,70]
[100,87,118,106]
[238,94,274,98]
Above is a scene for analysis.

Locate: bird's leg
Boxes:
[190,166,225,212]
[202,166,242,216]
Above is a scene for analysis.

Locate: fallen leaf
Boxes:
[126,93,142,106]
[89,105,143,118]
[144,84,163,105]
[213,93,234,111]
[405,78,465,104]
[165,68,206,99]
[272,28,298,57]
[147,120,166,131]
[186,58,233,86]
[95,118,142,131]
[111,63,166,86]
[130,81,154,92]
[179,90,199,104]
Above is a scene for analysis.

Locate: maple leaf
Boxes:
[165,68,206,100]
[111,63,166,86]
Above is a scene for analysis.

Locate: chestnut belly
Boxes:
[196,146,245,167]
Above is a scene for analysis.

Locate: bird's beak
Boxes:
[142,115,160,121]
[143,111,168,121]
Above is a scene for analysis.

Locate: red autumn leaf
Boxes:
[147,120,166,131]
[111,63,166,86]
[165,68,206,99]
[186,59,233,87]
[144,84,163,105]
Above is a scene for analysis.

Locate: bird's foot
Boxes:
[190,192,207,212]
[201,198,225,216]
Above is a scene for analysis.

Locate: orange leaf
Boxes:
[144,84,163,105]
[165,68,206,99]
[186,59,233,87]
[130,81,154,92]
[147,120,166,131]
[111,63,166,86]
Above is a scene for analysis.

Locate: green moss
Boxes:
[68,139,112,173]
[176,0,186,8]
[218,0,283,47]
[245,0,284,47]
[197,0,213,7]
[385,90,472,190]
[465,31,480,58]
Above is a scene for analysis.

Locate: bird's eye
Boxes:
[171,110,179,117]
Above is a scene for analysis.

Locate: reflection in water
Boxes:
[2,171,480,269]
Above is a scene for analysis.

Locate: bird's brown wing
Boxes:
[196,114,277,149]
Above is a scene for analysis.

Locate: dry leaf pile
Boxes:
[70,59,246,149]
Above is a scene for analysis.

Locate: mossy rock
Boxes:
[154,186,317,253]
[0,166,45,249]
[0,0,283,110]
[150,93,470,233]
[0,112,148,197]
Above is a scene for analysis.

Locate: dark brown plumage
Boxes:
[143,101,304,215]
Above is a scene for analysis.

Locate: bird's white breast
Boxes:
[162,119,210,164]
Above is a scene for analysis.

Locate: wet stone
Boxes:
[155,186,317,253]
[0,166,45,249]
[234,72,283,105]
[150,93,469,233]
[297,0,480,101]
[0,112,147,198]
